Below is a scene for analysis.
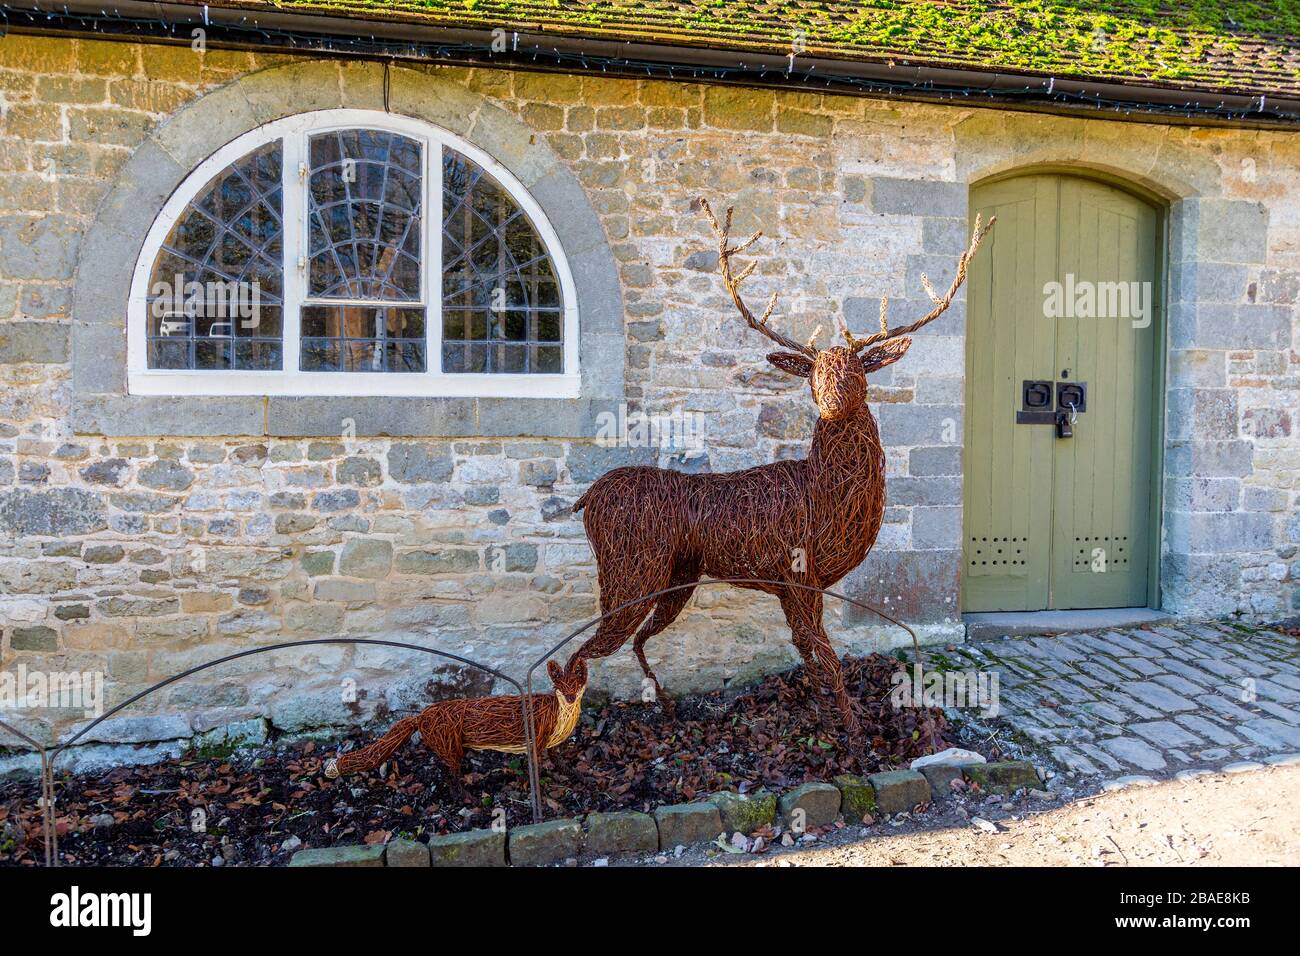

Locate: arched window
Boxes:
[127,110,579,398]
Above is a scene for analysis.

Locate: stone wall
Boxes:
[1,35,1297,757]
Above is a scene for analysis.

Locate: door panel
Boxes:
[962,177,1057,611]
[1052,178,1157,609]
[962,174,1160,612]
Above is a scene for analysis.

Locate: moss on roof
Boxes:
[217,1,1300,94]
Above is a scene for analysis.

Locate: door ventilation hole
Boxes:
[969,536,1028,567]
[1073,535,1129,568]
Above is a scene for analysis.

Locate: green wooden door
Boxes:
[962,174,1161,612]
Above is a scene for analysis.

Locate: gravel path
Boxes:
[654,763,1299,867]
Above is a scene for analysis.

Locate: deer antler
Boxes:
[833,313,871,352]
[845,213,996,353]
[698,198,816,357]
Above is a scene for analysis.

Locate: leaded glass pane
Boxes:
[300,305,426,372]
[442,149,563,374]
[146,140,284,370]
[308,130,423,301]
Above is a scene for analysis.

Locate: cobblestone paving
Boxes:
[950,621,1300,777]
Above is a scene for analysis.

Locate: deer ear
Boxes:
[860,338,911,374]
[547,660,562,682]
[766,351,814,378]
[574,659,587,682]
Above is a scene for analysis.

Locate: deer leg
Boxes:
[565,560,667,675]
[778,589,861,737]
[567,485,678,691]
[631,567,698,707]
[566,600,656,672]
[777,590,825,689]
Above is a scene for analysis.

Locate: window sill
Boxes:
[73,392,619,438]
[126,371,582,400]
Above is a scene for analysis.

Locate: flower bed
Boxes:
[0,653,1007,867]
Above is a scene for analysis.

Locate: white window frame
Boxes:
[127,109,580,399]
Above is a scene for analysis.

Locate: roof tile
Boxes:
[188,1,1300,96]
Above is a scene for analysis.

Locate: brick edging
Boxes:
[288,759,1039,867]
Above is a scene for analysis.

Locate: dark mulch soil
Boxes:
[1272,617,1300,638]
[0,654,993,867]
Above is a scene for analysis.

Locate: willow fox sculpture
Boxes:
[568,199,993,735]
[324,660,587,795]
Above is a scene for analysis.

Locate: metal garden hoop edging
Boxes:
[518,577,928,825]
[0,718,56,866]
[14,638,525,867]
[7,587,924,862]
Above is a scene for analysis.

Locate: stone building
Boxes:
[0,2,1297,765]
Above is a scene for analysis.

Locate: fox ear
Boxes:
[766,351,814,379]
[547,660,562,681]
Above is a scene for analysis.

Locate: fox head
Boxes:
[547,659,587,703]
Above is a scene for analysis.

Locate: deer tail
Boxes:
[572,490,590,513]
[324,716,419,778]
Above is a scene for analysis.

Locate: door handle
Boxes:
[1056,381,1087,412]
[1016,379,1056,425]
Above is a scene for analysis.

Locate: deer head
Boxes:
[547,658,587,702]
[698,198,993,422]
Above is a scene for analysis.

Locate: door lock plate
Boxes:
[1016,380,1057,424]
[1017,380,1088,425]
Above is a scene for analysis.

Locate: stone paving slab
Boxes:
[953,620,1300,777]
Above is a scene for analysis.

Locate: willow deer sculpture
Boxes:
[568,199,993,735]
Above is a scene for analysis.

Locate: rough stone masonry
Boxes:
[0,35,1297,759]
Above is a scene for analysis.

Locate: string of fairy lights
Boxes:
[2,3,1296,124]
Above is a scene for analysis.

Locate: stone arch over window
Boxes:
[72,61,624,437]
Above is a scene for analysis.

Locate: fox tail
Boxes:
[324,716,419,778]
